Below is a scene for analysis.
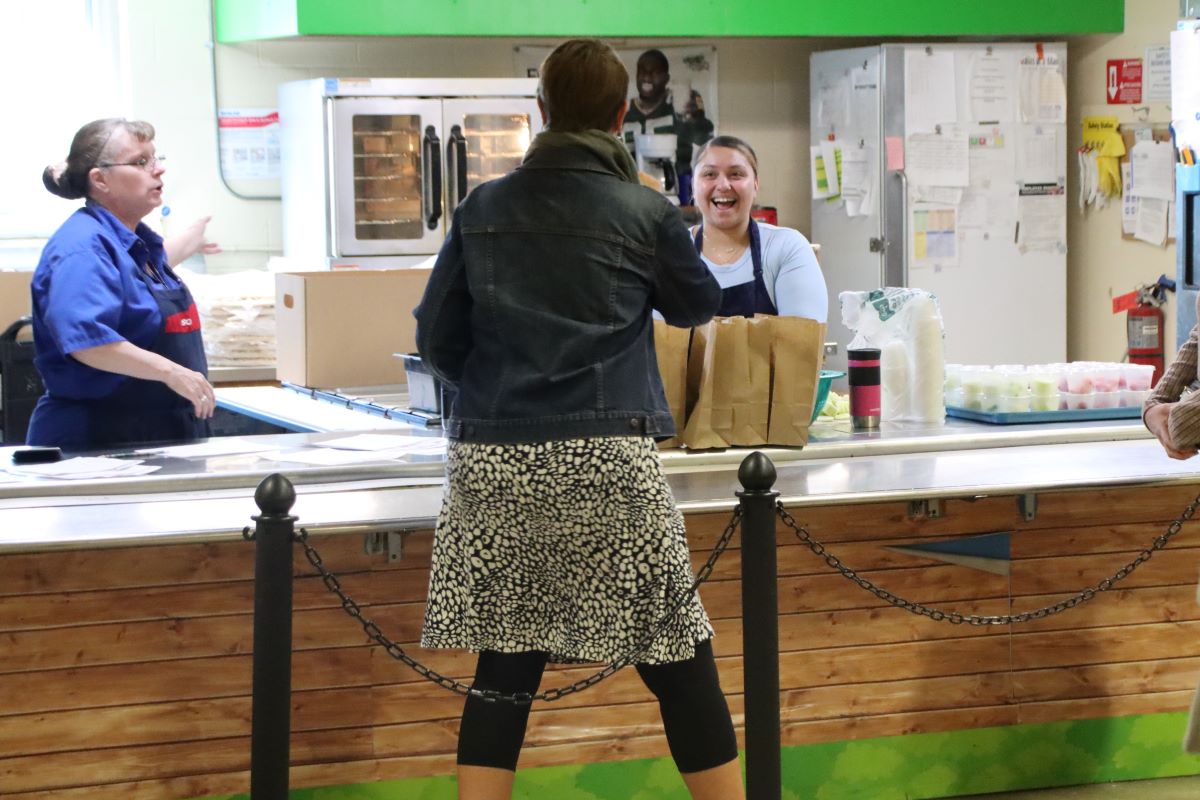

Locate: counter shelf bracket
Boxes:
[1018,493,1038,522]
[907,498,944,519]
[364,529,411,563]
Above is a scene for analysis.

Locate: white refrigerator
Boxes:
[810,43,1068,374]
[279,78,542,269]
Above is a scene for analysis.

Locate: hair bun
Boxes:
[43,161,83,200]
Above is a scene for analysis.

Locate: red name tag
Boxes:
[165,302,202,333]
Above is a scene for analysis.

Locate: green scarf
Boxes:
[523,129,640,185]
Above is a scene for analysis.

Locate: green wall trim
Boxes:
[214,0,1124,42]
[200,712,1200,799]
[214,0,297,43]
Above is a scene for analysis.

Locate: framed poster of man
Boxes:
[515,44,719,204]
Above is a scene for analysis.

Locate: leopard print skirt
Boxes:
[420,436,714,665]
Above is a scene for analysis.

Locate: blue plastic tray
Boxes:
[945,405,1142,424]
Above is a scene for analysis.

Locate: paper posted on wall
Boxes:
[1128,139,1176,202]
[839,145,875,217]
[1016,184,1066,254]
[969,52,1015,122]
[1134,197,1169,246]
[906,130,969,187]
[1018,62,1066,123]
[810,144,841,199]
[910,203,958,270]
[904,49,957,133]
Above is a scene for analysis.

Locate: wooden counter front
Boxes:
[3,481,1199,798]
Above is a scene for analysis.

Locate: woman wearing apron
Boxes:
[27,118,216,450]
[691,135,829,321]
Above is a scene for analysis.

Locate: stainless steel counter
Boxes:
[2,402,1195,554]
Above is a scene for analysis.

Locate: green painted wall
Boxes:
[201,712,1200,799]
[214,0,1124,42]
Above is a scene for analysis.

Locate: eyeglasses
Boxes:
[97,155,166,171]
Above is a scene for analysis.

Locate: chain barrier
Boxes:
[287,506,743,705]
[776,492,1200,625]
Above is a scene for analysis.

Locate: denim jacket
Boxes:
[414,140,721,444]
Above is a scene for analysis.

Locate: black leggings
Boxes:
[457,639,738,774]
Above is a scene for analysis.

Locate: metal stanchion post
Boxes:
[737,451,781,800]
[250,473,297,800]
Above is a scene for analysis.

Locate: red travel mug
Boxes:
[848,347,881,429]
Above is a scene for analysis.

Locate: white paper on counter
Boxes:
[906,131,969,187]
[904,49,957,133]
[264,448,414,466]
[1134,197,1169,246]
[5,457,161,480]
[969,52,1015,122]
[136,437,279,458]
[315,433,439,451]
[1128,140,1177,202]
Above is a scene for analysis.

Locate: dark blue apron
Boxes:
[693,218,778,317]
[87,263,210,449]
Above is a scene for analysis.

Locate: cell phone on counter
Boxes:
[11,447,63,465]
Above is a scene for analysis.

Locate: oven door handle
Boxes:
[447,124,468,210]
[423,125,443,231]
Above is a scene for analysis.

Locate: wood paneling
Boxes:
[3,481,1199,797]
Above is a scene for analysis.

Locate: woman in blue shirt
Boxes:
[27,118,216,450]
[691,135,829,321]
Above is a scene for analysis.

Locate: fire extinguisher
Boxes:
[1116,275,1175,386]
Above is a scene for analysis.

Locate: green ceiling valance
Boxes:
[214,0,1123,42]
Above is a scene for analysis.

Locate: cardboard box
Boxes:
[0,271,33,338]
[275,268,432,388]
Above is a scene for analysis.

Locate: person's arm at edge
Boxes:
[164,216,221,267]
[770,227,828,322]
[414,206,472,387]
[651,202,721,327]
[1144,323,1198,458]
[71,341,215,418]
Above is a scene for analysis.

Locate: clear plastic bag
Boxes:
[839,287,945,423]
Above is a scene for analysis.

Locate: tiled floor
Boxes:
[961,775,1200,798]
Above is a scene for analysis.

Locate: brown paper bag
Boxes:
[726,316,772,446]
[682,316,773,449]
[766,317,827,446]
[653,319,691,449]
[682,319,729,450]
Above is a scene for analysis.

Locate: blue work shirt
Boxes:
[30,201,178,400]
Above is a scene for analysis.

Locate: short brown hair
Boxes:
[693,135,759,178]
[538,39,629,133]
[43,118,156,200]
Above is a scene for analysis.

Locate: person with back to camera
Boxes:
[692,134,829,321]
[415,38,744,800]
[27,118,219,450]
